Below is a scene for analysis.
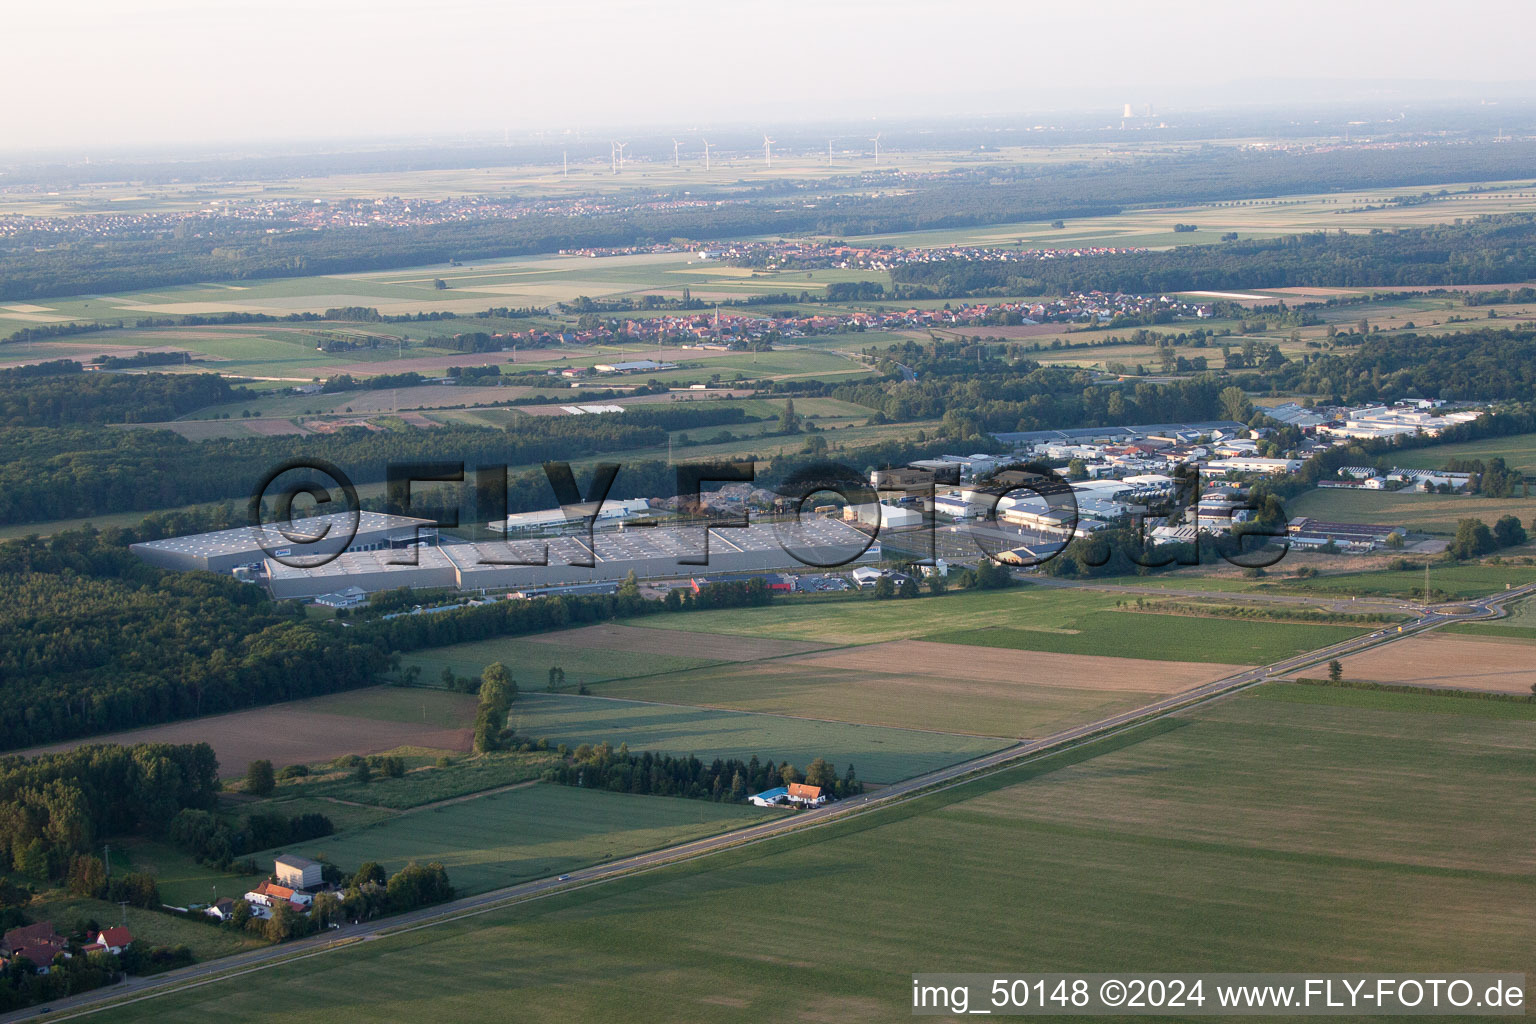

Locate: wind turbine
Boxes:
[610,141,619,175]
[702,139,713,171]
[614,141,628,173]
[870,133,881,166]
[672,138,681,168]
[827,139,834,167]
[762,135,775,168]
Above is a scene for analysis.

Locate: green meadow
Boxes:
[94,685,1536,1023]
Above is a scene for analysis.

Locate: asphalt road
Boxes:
[14,579,1536,1023]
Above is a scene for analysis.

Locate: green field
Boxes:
[1282,562,1536,600]
[628,585,1076,645]
[293,686,478,728]
[94,685,1536,1023]
[397,636,725,690]
[1288,486,1536,537]
[1444,595,1536,637]
[268,749,559,810]
[1253,680,1536,721]
[261,783,769,897]
[113,837,269,910]
[925,611,1364,664]
[503,693,1008,784]
[589,652,1213,740]
[629,585,1368,663]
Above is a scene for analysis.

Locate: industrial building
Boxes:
[262,517,880,600]
[488,498,655,535]
[1287,518,1406,551]
[266,544,461,599]
[130,511,439,573]
[844,501,924,529]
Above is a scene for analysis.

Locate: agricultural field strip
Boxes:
[1024,575,1419,615]
[545,689,1015,742]
[38,581,1536,1022]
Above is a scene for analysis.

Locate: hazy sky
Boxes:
[9,0,1535,151]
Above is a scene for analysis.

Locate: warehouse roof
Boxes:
[135,511,434,559]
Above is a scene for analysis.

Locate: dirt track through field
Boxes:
[526,622,829,661]
[1325,634,1536,694]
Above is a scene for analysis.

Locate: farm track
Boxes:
[14,580,1536,1023]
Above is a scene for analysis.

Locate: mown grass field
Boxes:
[396,636,725,690]
[503,693,1008,784]
[594,640,1238,739]
[266,749,560,810]
[115,837,271,910]
[1281,561,1536,600]
[260,783,769,897]
[631,585,1367,663]
[925,612,1363,664]
[1288,486,1536,537]
[95,685,1536,1023]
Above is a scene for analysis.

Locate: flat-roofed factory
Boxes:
[132,510,880,600]
[129,512,438,573]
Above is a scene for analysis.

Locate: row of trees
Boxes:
[1448,516,1531,560]
[0,365,242,427]
[167,806,334,870]
[891,213,1536,297]
[473,662,517,753]
[544,742,863,803]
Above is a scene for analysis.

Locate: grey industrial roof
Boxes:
[993,421,1249,444]
[134,511,435,559]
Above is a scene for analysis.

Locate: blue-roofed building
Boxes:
[749,786,790,807]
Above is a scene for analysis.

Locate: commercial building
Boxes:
[130,511,438,573]
[844,502,924,529]
[1204,457,1303,476]
[266,544,461,599]
[264,517,879,600]
[1287,518,1406,551]
[489,498,655,535]
[592,360,678,374]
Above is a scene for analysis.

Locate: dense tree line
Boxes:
[1269,326,1536,403]
[0,420,662,525]
[544,742,862,802]
[168,807,334,870]
[0,742,219,879]
[0,522,793,751]
[0,366,242,427]
[0,387,771,524]
[891,214,1536,296]
[0,529,390,748]
[831,338,1228,436]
